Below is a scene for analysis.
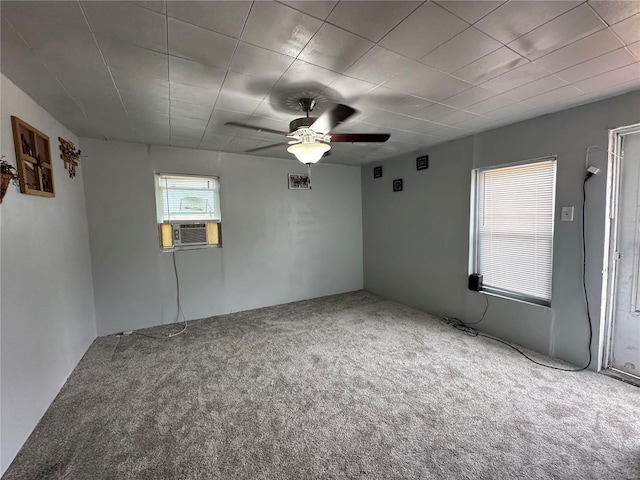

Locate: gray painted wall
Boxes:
[363,90,640,368]
[0,75,97,474]
[80,140,363,336]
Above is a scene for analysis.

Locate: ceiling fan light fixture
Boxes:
[287,142,330,164]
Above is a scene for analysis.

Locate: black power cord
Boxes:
[442,174,595,372]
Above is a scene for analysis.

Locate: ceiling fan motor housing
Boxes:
[289,117,317,133]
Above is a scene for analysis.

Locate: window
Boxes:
[155,174,221,249]
[470,158,557,305]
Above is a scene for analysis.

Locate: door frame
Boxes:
[600,123,640,385]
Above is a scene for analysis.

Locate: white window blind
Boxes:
[157,174,220,223]
[475,159,556,305]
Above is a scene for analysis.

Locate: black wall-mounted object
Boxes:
[416,155,428,170]
[468,273,483,291]
[373,166,382,178]
[393,178,403,192]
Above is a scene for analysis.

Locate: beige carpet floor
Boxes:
[3,290,639,479]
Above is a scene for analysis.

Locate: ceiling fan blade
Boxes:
[330,133,391,143]
[225,121,289,136]
[310,104,356,134]
[244,142,291,153]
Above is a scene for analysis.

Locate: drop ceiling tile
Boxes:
[170,115,209,131]
[589,1,640,26]
[171,100,214,121]
[441,87,497,108]
[138,134,171,146]
[205,110,252,135]
[452,115,495,132]
[573,62,640,93]
[214,92,263,114]
[131,2,166,14]
[50,61,114,92]
[411,103,459,122]
[324,76,377,102]
[481,63,552,94]
[505,75,569,101]
[628,41,640,60]
[533,29,625,73]
[242,2,322,57]
[170,82,220,106]
[111,68,171,98]
[452,47,529,84]
[524,84,583,106]
[379,2,469,60]
[556,48,637,83]
[1,1,87,39]
[168,18,237,68]
[420,27,502,73]
[167,1,251,38]
[435,1,505,24]
[82,1,167,52]
[362,110,437,132]
[171,125,205,138]
[171,136,201,148]
[128,111,170,127]
[123,96,170,116]
[100,41,168,80]
[611,13,640,44]
[382,94,436,116]
[475,1,581,44]
[229,42,295,77]
[250,102,296,124]
[274,60,341,92]
[439,109,485,126]
[327,2,421,43]
[200,133,235,150]
[298,23,374,72]
[278,1,338,20]
[345,46,416,84]
[349,86,421,114]
[169,56,226,89]
[508,4,607,60]
[385,63,473,101]
[466,94,516,114]
[221,71,277,100]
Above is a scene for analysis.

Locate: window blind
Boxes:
[476,159,556,304]
[157,175,220,222]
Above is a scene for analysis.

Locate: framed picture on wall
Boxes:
[373,166,382,178]
[288,173,310,190]
[416,155,428,171]
[393,178,403,192]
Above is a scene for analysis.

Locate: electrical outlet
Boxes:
[561,206,574,222]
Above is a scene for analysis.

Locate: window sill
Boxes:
[479,289,551,308]
[161,244,221,252]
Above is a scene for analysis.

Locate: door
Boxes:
[604,127,640,383]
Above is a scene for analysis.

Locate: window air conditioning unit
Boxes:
[172,223,208,246]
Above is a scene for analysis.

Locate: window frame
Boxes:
[154,173,222,250]
[469,156,557,307]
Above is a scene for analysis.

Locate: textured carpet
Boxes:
[3,291,640,479]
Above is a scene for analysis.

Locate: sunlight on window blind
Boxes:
[477,159,556,303]
[159,175,220,222]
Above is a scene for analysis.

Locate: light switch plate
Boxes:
[561,206,574,221]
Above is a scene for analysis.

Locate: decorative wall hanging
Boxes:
[58,137,82,178]
[10,116,55,197]
[417,155,428,171]
[393,178,403,192]
[373,166,382,178]
[0,155,22,204]
[288,173,310,190]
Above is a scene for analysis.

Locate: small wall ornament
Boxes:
[0,155,22,204]
[58,137,82,178]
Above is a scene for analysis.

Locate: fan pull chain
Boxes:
[308,163,312,190]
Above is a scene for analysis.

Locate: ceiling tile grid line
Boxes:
[78,1,142,143]
[1,0,639,163]
[1,12,98,134]
[195,0,255,149]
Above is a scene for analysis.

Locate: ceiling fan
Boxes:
[225,98,390,165]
